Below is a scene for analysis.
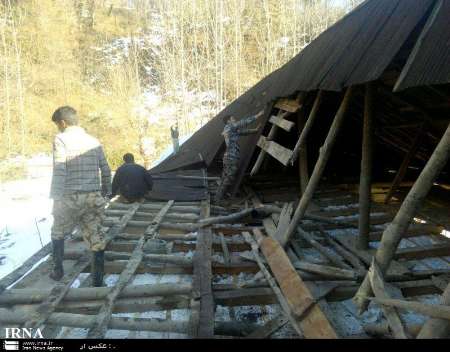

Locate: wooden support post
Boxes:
[297,105,309,196]
[384,125,425,204]
[417,281,450,338]
[357,83,374,250]
[281,87,355,247]
[354,123,450,313]
[289,90,323,166]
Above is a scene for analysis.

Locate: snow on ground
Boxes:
[0,155,53,280]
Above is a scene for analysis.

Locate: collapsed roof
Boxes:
[150,0,450,176]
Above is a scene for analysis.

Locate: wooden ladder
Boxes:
[250,96,302,176]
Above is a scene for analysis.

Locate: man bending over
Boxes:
[112,153,153,203]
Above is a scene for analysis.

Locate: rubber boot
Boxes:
[91,250,105,287]
[49,239,64,281]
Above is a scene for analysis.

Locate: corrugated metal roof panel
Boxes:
[394,0,450,91]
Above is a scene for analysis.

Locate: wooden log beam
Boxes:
[198,205,281,227]
[64,250,193,266]
[294,261,358,280]
[0,283,192,305]
[190,199,214,338]
[282,87,355,247]
[358,83,374,250]
[354,123,450,313]
[0,309,259,337]
[367,297,450,321]
[394,243,450,260]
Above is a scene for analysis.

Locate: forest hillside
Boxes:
[0,0,361,179]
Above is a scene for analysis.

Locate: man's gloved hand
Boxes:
[104,193,113,200]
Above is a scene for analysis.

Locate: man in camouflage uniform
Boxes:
[50,106,112,287]
[215,109,265,202]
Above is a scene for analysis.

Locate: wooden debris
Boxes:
[22,203,142,331]
[368,259,408,339]
[282,87,355,246]
[273,203,293,244]
[242,231,304,337]
[249,229,338,338]
[297,226,351,269]
[367,297,450,321]
[355,123,450,313]
[417,281,450,338]
[294,261,358,280]
[87,201,173,338]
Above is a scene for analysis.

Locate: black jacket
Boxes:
[112,163,153,200]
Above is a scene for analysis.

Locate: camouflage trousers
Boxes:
[215,158,239,201]
[51,191,107,251]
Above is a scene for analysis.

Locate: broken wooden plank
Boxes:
[250,229,338,338]
[256,135,293,166]
[274,203,293,244]
[269,115,295,132]
[242,231,304,337]
[275,97,301,113]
